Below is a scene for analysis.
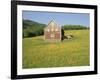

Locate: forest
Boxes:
[23,19,89,38]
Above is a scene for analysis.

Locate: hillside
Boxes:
[23,20,46,38]
[23,30,90,68]
[62,25,89,30]
[23,19,89,38]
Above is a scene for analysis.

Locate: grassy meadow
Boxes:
[23,30,90,69]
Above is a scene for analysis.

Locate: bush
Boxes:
[62,25,88,30]
[23,20,46,38]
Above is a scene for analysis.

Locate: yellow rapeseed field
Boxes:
[23,30,90,68]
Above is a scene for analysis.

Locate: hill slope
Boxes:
[23,30,90,68]
[62,25,89,30]
[23,20,89,38]
[23,20,46,38]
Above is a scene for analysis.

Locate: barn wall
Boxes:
[44,30,61,41]
[44,20,62,41]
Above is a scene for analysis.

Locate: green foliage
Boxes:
[23,20,89,38]
[62,25,89,30]
[23,20,46,38]
[23,30,90,68]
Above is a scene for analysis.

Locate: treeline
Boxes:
[23,20,89,38]
[23,20,46,38]
[62,25,89,30]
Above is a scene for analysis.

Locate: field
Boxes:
[23,30,90,69]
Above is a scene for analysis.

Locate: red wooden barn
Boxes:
[44,20,62,41]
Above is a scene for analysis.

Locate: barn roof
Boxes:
[45,20,61,29]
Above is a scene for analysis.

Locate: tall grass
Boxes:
[23,30,90,68]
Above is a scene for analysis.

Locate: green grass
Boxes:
[23,30,90,69]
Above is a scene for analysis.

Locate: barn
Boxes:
[44,20,62,41]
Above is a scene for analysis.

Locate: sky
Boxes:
[22,11,90,27]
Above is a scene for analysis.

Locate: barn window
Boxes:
[47,29,50,32]
[51,28,54,31]
[50,34,55,38]
[55,28,58,31]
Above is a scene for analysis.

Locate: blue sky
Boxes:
[23,11,90,27]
